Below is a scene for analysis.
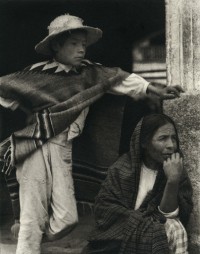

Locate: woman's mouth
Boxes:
[163,153,173,159]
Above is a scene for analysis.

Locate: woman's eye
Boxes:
[172,136,177,142]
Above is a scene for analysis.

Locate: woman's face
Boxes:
[145,123,178,164]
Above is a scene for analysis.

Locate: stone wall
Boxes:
[165,0,200,252]
[164,95,200,253]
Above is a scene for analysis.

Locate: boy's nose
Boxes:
[78,45,85,53]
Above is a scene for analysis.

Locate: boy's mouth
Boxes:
[75,57,84,60]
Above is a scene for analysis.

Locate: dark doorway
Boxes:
[0,0,165,75]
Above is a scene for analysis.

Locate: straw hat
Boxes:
[35,14,103,55]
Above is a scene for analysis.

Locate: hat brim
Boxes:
[35,26,102,55]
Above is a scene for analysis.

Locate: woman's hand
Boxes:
[163,153,183,183]
[160,153,183,213]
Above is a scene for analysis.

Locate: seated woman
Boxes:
[83,113,193,254]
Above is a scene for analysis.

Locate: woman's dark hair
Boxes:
[140,114,180,153]
[50,29,87,55]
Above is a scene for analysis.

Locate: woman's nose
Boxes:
[166,138,175,149]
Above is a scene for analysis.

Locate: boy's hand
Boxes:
[147,83,184,100]
[163,153,183,183]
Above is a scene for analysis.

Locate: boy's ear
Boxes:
[51,40,60,53]
[141,142,147,149]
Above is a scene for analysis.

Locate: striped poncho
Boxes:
[0,60,129,220]
[0,61,129,171]
[85,119,193,254]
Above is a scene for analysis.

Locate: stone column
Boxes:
[165,0,200,253]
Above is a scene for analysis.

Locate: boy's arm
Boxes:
[109,73,184,99]
[0,97,19,111]
[147,82,184,99]
[0,97,31,115]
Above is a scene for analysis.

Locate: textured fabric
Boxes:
[165,219,188,254]
[0,61,149,109]
[158,206,179,218]
[86,118,193,254]
[0,60,129,170]
[109,72,149,96]
[0,96,19,110]
[15,107,89,254]
[1,59,150,223]
[134,164,187,252]
[16,134,77,254]
[134,163,158,210]
[3,104,89,223]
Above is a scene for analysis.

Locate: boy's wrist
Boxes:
[146,83,160,96]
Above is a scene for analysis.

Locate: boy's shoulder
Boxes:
[23,59,102,73]
[81,59,102,67]
[23,60,51,72]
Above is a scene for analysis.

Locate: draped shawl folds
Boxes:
[0,65,129,168]
[88,120,193,254]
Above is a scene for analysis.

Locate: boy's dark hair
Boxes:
[50,29,87,56]
[140,113,180,153]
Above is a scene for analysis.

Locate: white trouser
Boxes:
[16,132,78,254]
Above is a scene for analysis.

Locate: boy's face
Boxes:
[144,123,178,164]
[54,31,87,66]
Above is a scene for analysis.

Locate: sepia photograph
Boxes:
[0,0,199,253]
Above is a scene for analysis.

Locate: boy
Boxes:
[0,14,183,254]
